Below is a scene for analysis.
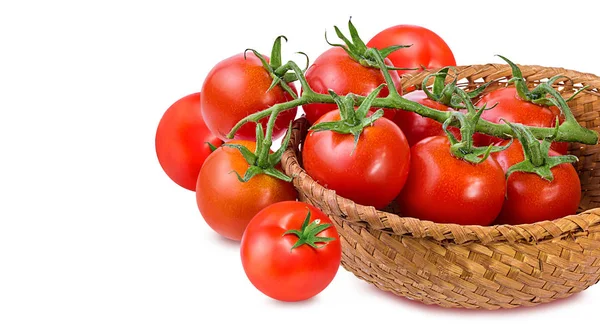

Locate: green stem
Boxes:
[365,48,400,98]
[226,85,597,144]
[257,110,278,167]
[226,55,598,146]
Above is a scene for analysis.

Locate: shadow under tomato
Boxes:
[265,294,322,308]
[208,232,241,250]
[359,280,589,315]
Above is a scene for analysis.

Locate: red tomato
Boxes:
[474,87,567,154]
[393,90,459,146]
[155,93,223,191]
[367,25,456,76]
[302,47,401,124]
[240,201,341,302]
[397,136,505,226]
[492,140,581,225]
[196,140,297,241]
[201,53,298,140]
[302,110,410,209]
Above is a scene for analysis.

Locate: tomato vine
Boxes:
[227,19,598,159]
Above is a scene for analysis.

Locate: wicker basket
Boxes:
[281,63,600,310]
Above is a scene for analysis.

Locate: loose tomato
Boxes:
[201,53,297,140]
[474,87,567,154]
[367,25,456,76]
[155,93,223,191]
[196,140,297,241]
[492,140,581,225]
[302,47,401,124]
[393,90,460,146]
[240,201,341,302]
[397,136,505,226]
[302,110,410,209]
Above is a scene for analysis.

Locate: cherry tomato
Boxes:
[397,136,505,226]
[201,53,298,140]
[196,140,297,241]
[492,140,581,225]
[302,110,410,209]
[474,87,567,154]
[241,201,341,302]
[155,93,223,191]
[367,25,456,76]
[393,90,459,146]
[302,47,401,124]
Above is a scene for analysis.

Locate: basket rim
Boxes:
[282,63,600,246]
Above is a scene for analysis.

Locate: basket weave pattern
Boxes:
[282,64,600,309]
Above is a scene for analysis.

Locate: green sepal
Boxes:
[378,45,411,61]
[422,67,493,109]
[268,121,293,167]
[326,19,411,71]
[206,142,218,152]
[246,36,302,100]
[498,55,588,110]
[503,119,579,181]
[441,88,512,164]
[269,35,287,69]
[263,167,293,182]
[230,165,263,183]
[222,143,257,166]
[309,85,385,153]
[244,48,273,73]
[283,210,336,250]
[223,121,294,183]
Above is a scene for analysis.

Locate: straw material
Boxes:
[281,64,600,309]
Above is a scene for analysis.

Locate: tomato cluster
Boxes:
[155,19,588,303]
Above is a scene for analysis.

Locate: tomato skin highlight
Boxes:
[240,201,341,302]
[367,25,456,75]
[302,110,410,209]
[474,87,567,154]
[196,141,297,241]
[493,140,581,225]
[155,93,223,191]
[393,90,458,146]
[397,136,505,226]
[302,47,401,124]
[201,53,297,141]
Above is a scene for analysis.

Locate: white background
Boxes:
[1,0,599,324]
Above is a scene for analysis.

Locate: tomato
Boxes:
[367,25,456,76]
[240,201,341,302]
[196,140,297,241]
[302,47,401,124]
[492,140,581,225]
[393,90,460,146]
[474,87,567,154]
[302,110,410,209]
[201,53,297,140]
[397,136,505,226]
[155,93,223,191]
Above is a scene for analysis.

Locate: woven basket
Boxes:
[281,63,600,310]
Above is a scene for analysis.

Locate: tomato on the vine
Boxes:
[201,52,297,141]
[241,201,341,302]
[492,139,580,225]
[393,90,459,146]
[474,87,567,154]
[397,136,505,226]
[302,47,401,124]
[155,92,223,191]
[302,87,410,209]
[196,140,297,241]
[367,25,456,75]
